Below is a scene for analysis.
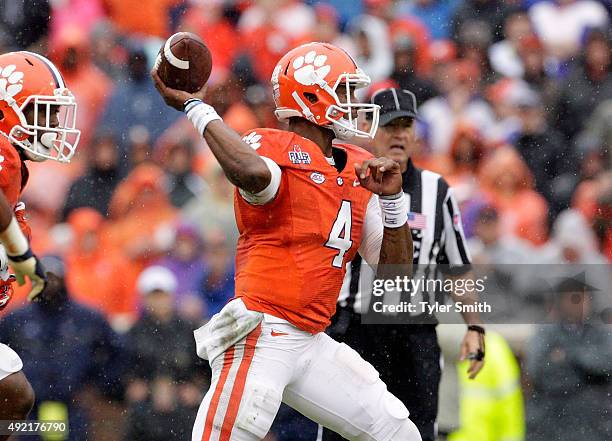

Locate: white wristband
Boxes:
[184,99,222,135]
[379,192,408,228]
[0,217,29,256]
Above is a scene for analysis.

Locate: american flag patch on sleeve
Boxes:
[407,212,427,230]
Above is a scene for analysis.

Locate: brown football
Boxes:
[156,32,212,93]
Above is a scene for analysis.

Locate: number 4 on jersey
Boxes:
[325,200,352,268]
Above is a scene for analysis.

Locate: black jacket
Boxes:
[127,314,203,382]
[555,64,612,140]
[515,128,578,220]
[62,168,120,220]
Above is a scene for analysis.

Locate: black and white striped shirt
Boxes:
[338,159,472,318]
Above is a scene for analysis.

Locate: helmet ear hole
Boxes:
[303,93,318,104]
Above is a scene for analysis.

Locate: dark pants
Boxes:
[323,311,441,441]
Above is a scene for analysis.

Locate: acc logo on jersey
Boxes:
[310,172,325,184]
[288,145,311,165]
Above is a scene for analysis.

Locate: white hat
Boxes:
[137,266,178,295]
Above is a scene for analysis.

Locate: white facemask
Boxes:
[8,88,80,163]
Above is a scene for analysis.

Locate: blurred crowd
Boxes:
[0,0,610,440]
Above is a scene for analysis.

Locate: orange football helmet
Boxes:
[272,42,380,140]
[0,51,79,162]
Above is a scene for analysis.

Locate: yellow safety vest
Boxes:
[448,332,525,441]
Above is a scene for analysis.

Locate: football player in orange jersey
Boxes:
[0,51,80,436]
[152,42,421,441]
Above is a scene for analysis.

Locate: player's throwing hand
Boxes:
[150,66,207,111]
[354,157,403,196]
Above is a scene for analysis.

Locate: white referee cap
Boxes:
[137,265,178,295]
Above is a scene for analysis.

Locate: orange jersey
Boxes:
[234,128,374,333]
[0,137,28,209]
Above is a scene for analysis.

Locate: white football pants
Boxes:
[192,309,421,441]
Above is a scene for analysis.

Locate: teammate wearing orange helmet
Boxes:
[0,51,80,436]
[153,42,420,441]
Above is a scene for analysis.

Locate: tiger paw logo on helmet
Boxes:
[292,51,331,86]
[0,65,24,103]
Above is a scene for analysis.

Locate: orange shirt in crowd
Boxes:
[479,147,549,246]
[105,164,178,272]
[389,18,433,76]
[65,64,113,149]
[103,0,180,37]
[224,102,259,134]
[51,27,114,149]
[488,189,549,246]
[239,25,302,83]
[180,5,239,71]
[440,123,488,204]
[64,208,139,324]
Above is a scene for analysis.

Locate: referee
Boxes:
[323,89,485,441]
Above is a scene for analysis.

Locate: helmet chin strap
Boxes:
[23,149,47,162]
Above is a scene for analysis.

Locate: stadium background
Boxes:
[0,0,610,440]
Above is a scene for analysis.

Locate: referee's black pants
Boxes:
[323,311,441,441]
